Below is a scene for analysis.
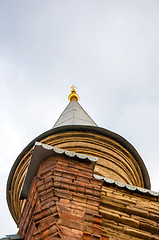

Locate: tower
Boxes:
[3,87,159,239]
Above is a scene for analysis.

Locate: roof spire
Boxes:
[68,85,79,102]
[53,86,97,128]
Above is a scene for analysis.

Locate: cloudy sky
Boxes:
[0,0,159,237]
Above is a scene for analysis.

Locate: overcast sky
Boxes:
[0,0,159,237]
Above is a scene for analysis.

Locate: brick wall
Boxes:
[100,184,159,240]
[17,150,159,240]
[9,130,148,224]
[18,155,108,240]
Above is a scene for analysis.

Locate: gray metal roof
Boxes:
[0,235,22,240]
[94,174,159,197]
[53,100,97,128]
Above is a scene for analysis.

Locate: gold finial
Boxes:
[68,85,79,102]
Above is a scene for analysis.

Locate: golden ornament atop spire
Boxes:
[68,85,79,102]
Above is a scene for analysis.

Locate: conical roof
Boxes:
[53,99,97,128]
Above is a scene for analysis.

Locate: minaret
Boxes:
[5,87,159,240]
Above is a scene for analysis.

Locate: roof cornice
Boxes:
[20,142,98,199]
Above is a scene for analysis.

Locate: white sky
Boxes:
[0,0,159,237]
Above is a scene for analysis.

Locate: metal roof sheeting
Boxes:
[0,235,22,240]
[53,99,97,128]
[93,174,159,197]
[35,142,98,162]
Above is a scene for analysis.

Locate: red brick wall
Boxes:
[18,155,109,240]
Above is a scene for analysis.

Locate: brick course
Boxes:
[18,155,108,240]
[100,184,159,240]
[17,152,159,240]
